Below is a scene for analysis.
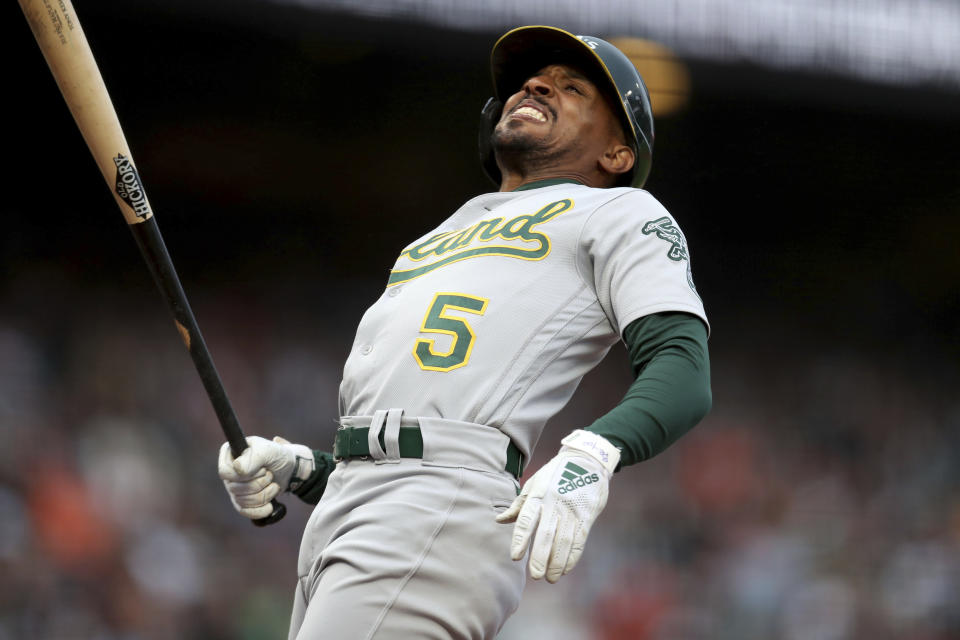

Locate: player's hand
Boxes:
[218,436,315,520]
[496,430,620,583]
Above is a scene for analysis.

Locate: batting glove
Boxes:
[496,430,620,583]
[218,436,315,520]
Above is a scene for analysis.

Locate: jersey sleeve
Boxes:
[577,189,708,335]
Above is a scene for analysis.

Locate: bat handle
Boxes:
[253,500,287,527]
[228,439,288,527]
[131,218,286,526]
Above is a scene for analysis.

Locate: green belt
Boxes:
[333,425,524,479]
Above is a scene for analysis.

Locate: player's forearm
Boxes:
[586,312,711,468]
[295,451,337,505]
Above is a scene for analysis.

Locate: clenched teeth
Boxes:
[514,106,547,122]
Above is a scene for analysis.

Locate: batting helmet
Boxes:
[478,26,655,189]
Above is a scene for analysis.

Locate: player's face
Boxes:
[492,64,626,179]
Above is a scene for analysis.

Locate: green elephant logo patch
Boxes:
[642,216,699,295]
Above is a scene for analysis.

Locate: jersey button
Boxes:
[359,344,372,355]
[388,286,402,297]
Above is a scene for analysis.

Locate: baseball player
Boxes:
[218,25,711,639]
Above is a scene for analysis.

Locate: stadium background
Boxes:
[3,1,958,638]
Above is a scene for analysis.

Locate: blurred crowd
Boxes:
[503,328,960,640]
[1,275,957,640]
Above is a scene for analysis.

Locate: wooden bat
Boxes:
[19,0,286,526]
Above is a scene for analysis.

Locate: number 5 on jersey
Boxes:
[413,293,488,372]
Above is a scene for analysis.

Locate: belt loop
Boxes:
[379,408,403,464]
[367,410,388,461]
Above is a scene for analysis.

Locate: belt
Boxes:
[333,425,524,479]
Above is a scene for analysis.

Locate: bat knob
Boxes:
[252,499,287,527]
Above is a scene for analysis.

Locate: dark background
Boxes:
[8,1,959,345]
[3,2,959,639]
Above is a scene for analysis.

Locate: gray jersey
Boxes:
[339,182,707,459]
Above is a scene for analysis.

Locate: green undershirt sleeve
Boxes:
[585,311,712,469]
[292,450,337,505]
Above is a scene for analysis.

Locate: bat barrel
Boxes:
[18,0,152,226]
[20,0,285,527]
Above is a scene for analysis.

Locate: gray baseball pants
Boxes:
[288,414,526,639]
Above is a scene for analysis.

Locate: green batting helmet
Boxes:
[478,25,655,189]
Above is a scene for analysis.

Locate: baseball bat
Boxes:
[19,0,285,526]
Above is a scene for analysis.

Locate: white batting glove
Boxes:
[496,430,620,583]
[218,436,315,520]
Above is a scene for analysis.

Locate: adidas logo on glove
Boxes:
[557,461,600,494]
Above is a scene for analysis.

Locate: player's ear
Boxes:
[599,143,635,179]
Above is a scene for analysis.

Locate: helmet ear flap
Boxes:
[478,97,503,187]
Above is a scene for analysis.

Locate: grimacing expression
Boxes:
[492,64,627,174]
